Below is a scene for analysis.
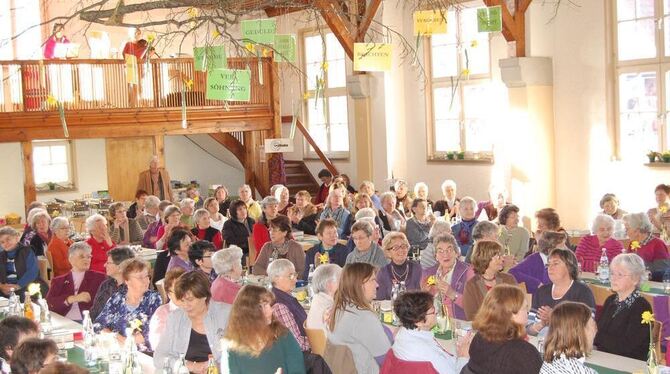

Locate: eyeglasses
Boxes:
[282,272,298,280]
[436,249,454,255]
[129,273,150,280]
[610,272,632,279]
[76,254,93,260]
[390,244,409,252]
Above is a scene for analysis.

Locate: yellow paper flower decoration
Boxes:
[184,79,194,90]
[426,275,437,286]
[245,43,256,53]
[46,95,58,106]
[146,33,156,43]
[187,7,198,18]
[27,283,41,296]
[262,48,271,58]
[317,78,325,87]
[631,240,641,251]
[642,311,655,325]
[660,206,668,214]
[321,62,329,71]
[212,30,221,39]
[303,92,310,100]
[319,252,329,264]
[461,68,470,76]
[129,319,143,331]
[470,40,478,48]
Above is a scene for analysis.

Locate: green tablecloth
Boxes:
[585,362,631,374]
[582,277,667,296]
[66,346,109,373]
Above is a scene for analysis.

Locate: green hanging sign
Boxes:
[206,69,251,102]
[241,19,277,45]
[193,45,227,72]
[477,6,502,33]
[274,34,296,63]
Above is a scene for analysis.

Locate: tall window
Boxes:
[613,0,670,160]
[0,0,42,60]
[426,6,499,157]
[302,31,350,156]
[33,140,75,188]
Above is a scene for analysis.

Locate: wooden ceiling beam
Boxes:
[356,0,382,42]
[314,0,355,59]
[483,0,531,57]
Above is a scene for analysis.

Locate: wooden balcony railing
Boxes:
[0,57,273,113]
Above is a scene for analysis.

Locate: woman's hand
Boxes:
[537,306,552,324]
[456,330,474,358]
[185,360,208,373]
[0,284,15,295]
[436,279,456,300]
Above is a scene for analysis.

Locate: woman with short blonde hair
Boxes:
[108,202,143,245]
[376,232,422,299]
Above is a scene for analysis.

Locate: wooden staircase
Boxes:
[285,160,320,196]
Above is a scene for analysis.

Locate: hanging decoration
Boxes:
[241,19,277,45]
[125,54,138,84]
[353,43,392,72]
[477,6,502,33]
[206,69,251,102]
[194,45,227,72]
[413,10,447,36]
[181,77,193,129]
[47,95,68,138]
[274,34,297,63]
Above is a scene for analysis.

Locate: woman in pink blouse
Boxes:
[576,214,623,272]
[148,268,185,349]
[43,24,69,59]
[211,246,244,304]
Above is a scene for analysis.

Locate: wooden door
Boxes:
[106,137,155,201]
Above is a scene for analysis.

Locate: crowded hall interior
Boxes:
[0,0,668,373]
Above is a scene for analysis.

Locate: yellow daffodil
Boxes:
[245,43,256,53]
[262,48,271,58]
[27,283,41,296]
[317,78,325,87]
[319,252,329,264]
[184,79,194,89]
[642,311,655,324]
[660,206,668,214]
[470,40,478,48]
[212,30,221,39]
[461,68,470,76]
[321,62,329,71]
[46,95,58,106]
[426,275,437,286]
[129,319,143,331]
[146,33,156,43]
[631,240,641,251]
[187,7,198,18]
[303,92,310,100]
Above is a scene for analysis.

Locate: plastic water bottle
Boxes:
[38,299,52,334]
[162,356,174,374]
[173,353,190,374]
[82,310,96,365]
[307,264,315,301]
[664,269,670,294]
[597,248,609,283]
[8,289,20,316]
[391,283,400,326]
[399,281,407,296]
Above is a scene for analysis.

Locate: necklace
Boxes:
[391,262,409,282]
[481,274,496,282]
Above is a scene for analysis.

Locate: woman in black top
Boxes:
[28,210,52,257]
[223,200,255,260]
[214,185,231,218]
[594,253,651,361]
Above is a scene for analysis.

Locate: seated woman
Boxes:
[126,189,148,220]
[137,195,161,231]
[462,241,517,321]
[600,193,627,220]
[166,229,194,273]
[303,219,351,280]
[214,185,232,218]
[45,242,106,322]
[47,217,73,278]
[497,204,530,263]
[188,240,216,283]
[391,291,468,373]
[623,212,669,276]
[289,191,318,235]
[108,202,143,245]
[328,262,392,373]
[238,184,262,222]
[0,317,39,373]
[419,220,451,269]
[268,259,310,353]
[20,205,46,247]
[274,185,293,216]
[153,271,231,372]
[252,196,280,254]
[142,199,171,247]
[348,193,384,236]
[509,230,566,294]
[85,214,116,274]
[0,227,46,300]
[594,253,651,360]
[405,199,434,251]
[378,192,406,234]
[433,179,460,219]
[394,180,413,218]
[540,301,598,374]
[9,338,57,374]
[320,189,351,239]
[421,233,474,319]
[89,247,135,320]
[204,197,226,232]
[222,285,305,374]
[647,184,670,235]
[28,210,52,257]
[211,246,244,304]
[253,216,305,277]
[154,205,183,251]
[527,248,595,336]
[376,232,422,300]
[451,197,478,257]
[413,182,433,211]
[306,264,341,331]
[149,268,185,349]
[223,200,255,262]
[345,220,388,269]
[575,214,623,272]
[94,258,162,352]
[359,180,382,211]
[179,198,196,229]
[190,209,223,249]
[462,284,542,374]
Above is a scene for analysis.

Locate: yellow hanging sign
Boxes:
[413,10,447,35]
[353,43,392,72]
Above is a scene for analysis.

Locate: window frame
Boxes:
[424,5,494,160]
[299,28,352,160]
[32,139,77,191]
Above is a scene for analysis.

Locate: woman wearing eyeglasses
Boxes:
[46,242,106,322]
[376,232,422,300]
[94,258,161,352]
[594,253,651,360]
[421,233,474,320]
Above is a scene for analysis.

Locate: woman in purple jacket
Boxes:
[421,233,474,319]
[508,230,567,293]
[375,232,422,300]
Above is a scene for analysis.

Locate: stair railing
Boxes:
[281,115,338,176]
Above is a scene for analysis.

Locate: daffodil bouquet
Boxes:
[27,283,42,300]
[641,311,658,373]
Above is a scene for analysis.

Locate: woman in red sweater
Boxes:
[575,214,623,272]
[624,212,669,275]
[252,196,280,257]
[190,209,223,249]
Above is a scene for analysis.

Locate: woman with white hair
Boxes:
[47,217,72,277]
[190,209,223,249]
[623,212,670,275]
[268,259,310,352]
[252,196,281,254]
[433,180,460,219]
[211,246,244,304]
[320,188,351,239]
[346,220,388,269]
[594,253,651,360]
[600,193,627,220]
[19,203,47,246]
[28,210,52,257]
[394,180,412,217]
[85,214,115,274]
[575,214,624,272]
[378,192,406,234]
[179,198,196,229]
[465,220,500,263]
[306,264,342,331]
[413,182,433,211]
[420,220,452,269]
[451,197,478,257]
[137,195,161,231]
[273,185,293,216]
[45,242,106,321]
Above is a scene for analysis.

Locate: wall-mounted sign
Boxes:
[264,138,294,153]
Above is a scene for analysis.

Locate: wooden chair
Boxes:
[37,257,50,285]
[155,278,167,305]
[305,327,327,356]
[247,237,257,266]
[380,349,438,374]
[653,320,664,364]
